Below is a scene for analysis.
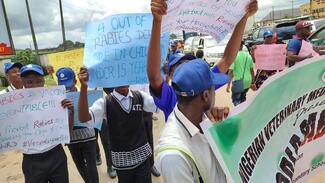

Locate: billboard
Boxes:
[0,1,14,55]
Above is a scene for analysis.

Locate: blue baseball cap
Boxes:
[20,64,44,77]
[263,31,273,39]
[4,62,23,73]
[168,53,196,73]
[172,59,229,96]
[56,67,75,88]
[171,40,177,47]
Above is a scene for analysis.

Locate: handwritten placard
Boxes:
[66,90,103,129]
[162,0,250,41]
[254,44,287,71]
[299,40,320,57]
[0,86,70,153]
[84,13,169,88]
[48,48,84,86]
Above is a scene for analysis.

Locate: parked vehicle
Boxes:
[196,34,231,66]
[245,26,272,47]
[308,18,325,33]
[273,20,298,44]
[308,24,325,46]
[191,36,201,54]
[245,20,299,48]
[183,37,195,54]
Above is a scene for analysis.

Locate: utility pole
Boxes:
[291,0,294,17]
[272,6,275,24]
[25,0,39,56]
[1,0,15,54]
[310,0,312,17]
[59,0,66,50]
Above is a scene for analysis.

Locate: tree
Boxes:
[9,49,39,65]
[57,40,84,50]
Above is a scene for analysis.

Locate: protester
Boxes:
[94,89,117,179]
[148,0,258,120]
[95,118,117,178]
[56,67,99,183]
[130,84,160,177]
[287,20,324,67]
[45,65,58,86]
[251,31,277,89]
[0,62,23,94]
[20,64,73,183]
[156,59,230,182]
[196,49,204,59]
[226,42,255,106]
[167,40,181,62]
[94,128,102,166]
[77,68,159,183]
[85,87,116,178]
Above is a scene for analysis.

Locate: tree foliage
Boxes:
[9,49,39,65]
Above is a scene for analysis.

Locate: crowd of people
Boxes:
[0,0,324,182]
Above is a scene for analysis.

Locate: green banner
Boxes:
[202,57,325,183]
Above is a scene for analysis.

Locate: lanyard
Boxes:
[174,111,204,183]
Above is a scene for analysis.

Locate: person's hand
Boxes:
[206,107,230,122]
[78,67,89,88]
[61,99,74,113]
[245,0,258,18]
[250,45,257,53]
[251,83,257,91]
[151,0,167,22]
[305,53,313,59]
[226,85,231,93]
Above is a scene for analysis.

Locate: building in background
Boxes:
[259,8,300,26]
[311,0,325,18]
[300,3,312,16]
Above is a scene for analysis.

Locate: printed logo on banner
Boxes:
[322,72,325,83]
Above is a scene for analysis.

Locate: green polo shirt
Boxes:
[229,51,254,89]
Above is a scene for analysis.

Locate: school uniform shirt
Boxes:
[150,65,222,121]
[156,107,226,183]
[89,90,158,169]
[130,84,150,95]
[0,84,17,94]
[89,90,158,123]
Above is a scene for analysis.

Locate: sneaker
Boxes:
[96,155,102,166]
[151,165,160,177]
[107,166,117,179]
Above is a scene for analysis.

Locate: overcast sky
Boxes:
[3,0,309,49]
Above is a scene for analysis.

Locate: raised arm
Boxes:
[226,70,233,93]
[287,52,312,62]
[77,67,92,122]
[217,0,258,73]
[147,0,167,96]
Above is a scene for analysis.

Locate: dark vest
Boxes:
[106,91,147,152]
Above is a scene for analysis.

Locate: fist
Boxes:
[78,67,89,87]
[206,107,230,122]
[151,0,167,21]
